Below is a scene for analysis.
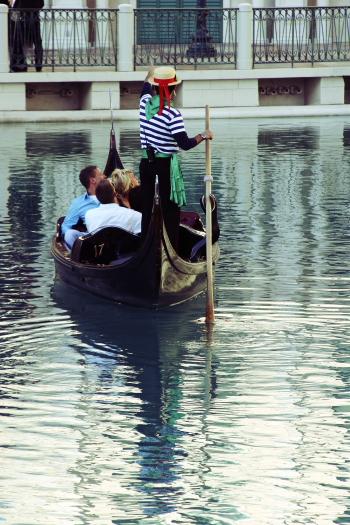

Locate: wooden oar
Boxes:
[205,105,215,324]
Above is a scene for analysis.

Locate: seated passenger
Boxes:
[61,165,105,250]
[85,179,141,235]
[111,168,142,212]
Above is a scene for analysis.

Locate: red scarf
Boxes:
[154,76,176,115]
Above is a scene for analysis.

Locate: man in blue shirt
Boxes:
[62,165,105,250]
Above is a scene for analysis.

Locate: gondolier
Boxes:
[139,66,213,250]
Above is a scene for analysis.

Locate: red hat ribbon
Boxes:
[154,76,176,115]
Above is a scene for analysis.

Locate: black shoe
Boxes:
[11,66,28,73]
[35,67,42,72]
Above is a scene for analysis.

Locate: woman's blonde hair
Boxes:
[111,169,138,196]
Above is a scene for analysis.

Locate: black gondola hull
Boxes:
[51,201,219,308]
[51,254,213,308]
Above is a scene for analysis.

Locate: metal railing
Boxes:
[134,8,237,67]
[8,6,350,72]
[9,8,118,72]
[253,7,350,66]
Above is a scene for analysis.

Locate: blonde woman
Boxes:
[111,168,142,212]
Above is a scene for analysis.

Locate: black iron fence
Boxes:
[7,6,350,72]
[134,8,237,67]
[9,8,117,72]
[253,7,350,66]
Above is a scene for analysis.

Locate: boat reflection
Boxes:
[51,280,217,519]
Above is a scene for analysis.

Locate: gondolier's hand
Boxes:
[203,130,213,140]
[196,130,214,143]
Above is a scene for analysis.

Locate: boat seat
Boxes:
[178,223,205,260]
[179,195,220,262]
[70,226,140,265]
[180,210,204,231]
[190,237,207,262]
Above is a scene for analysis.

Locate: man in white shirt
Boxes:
[85,179,141,235]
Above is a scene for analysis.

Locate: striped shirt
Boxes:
[139,83,186,154]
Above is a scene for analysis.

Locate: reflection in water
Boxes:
[0,118,350,523]
[343,126,350,148]
[119,129,140,156]
[26,131,91,158]
[1,153,43,318]
[0,129,92,320]
[257,125,318,151]
[50,281,218,523]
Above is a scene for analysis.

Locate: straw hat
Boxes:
[149,66,182,87]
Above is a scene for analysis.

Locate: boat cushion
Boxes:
[180,211,204,231]
[70,226,140,265]
[178,223,205,260]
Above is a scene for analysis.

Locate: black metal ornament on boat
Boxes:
[104,126,124,177]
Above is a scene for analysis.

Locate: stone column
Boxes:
[51,0,84,6]
[275,0,306,5]
[0,4,9,73]
[237,3,253,70]
[0,5,25,111]
[254,0,275,6]
[117,4,134,71]
[306,77,344,105]
[82,81,120,109]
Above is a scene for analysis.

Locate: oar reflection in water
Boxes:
[51,282,219,521]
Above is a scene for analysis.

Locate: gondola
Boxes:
[51,125,220,308]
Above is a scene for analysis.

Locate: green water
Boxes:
[0,117,349,524]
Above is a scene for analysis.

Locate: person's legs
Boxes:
[140,158,156,240]
[139,157,180,250]
[9,19,27,72]
[64,229,82,251]
[156,158,180,251]
[32,15,43,71]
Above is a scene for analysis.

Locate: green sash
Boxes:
[141,149,187,207]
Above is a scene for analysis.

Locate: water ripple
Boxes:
[1,119,350,524]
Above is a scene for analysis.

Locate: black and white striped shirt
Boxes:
[139,84,187,154]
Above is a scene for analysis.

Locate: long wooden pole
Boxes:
[205,105,215,324]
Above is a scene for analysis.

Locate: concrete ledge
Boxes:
[2,105,350,122]
[2,67,350,113]
[2,65,350,84]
